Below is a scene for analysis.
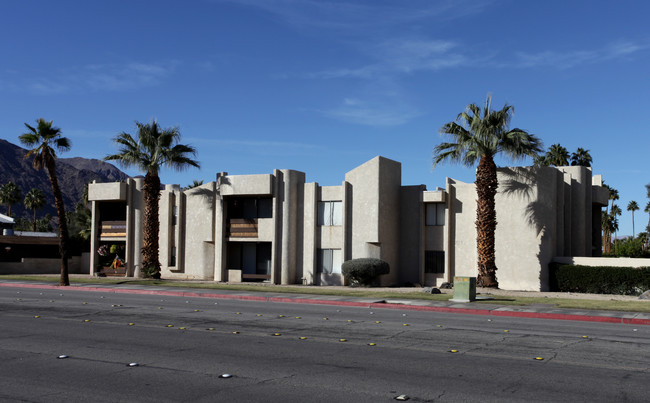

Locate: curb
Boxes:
[2,282,649,326]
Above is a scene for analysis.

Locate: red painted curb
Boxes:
[490,310,622,324]
[1,282,648,326]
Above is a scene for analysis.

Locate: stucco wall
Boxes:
[180,183,216,279]
[219,174,273,196]
[0,255,88,274]
[399,185,425,285]
[88,182,127,201]
[447,178,477,279]
[494,167,559,291]
[345,157,401,286]
[554,256,650,268]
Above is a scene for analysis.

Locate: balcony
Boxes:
[228,219,258,238]
[99,221,126,240]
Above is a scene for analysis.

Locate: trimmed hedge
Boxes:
[549,263,650,295]
[341,258,390,287]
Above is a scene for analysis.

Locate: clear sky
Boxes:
[1,0,649,237]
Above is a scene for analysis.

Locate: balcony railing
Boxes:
[228,219,258,238]
[99,220,126,239]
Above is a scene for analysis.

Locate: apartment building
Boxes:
[88,156,608,291]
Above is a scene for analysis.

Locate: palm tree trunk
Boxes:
[475,156,499,288]
[32,207,37,232]
[142,171,161,278]
[46,161,70,286]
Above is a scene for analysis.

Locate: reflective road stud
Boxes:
[368,343,376,346]
[535,357,544,360]
[450,350,458,353]
[339,339,347,342]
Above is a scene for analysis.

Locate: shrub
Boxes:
[549,263,650,295]
[341,258,390,287]
[609,237,648,258]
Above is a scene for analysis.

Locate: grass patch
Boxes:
[474,295,650,313]
[2,275,649,312]
[0,275,453,301]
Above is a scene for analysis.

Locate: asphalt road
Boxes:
[1,286,649,402]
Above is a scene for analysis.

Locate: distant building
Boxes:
[88,156,608,291]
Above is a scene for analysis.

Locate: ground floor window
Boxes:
[317,249,342,274]
[425,250,444,274]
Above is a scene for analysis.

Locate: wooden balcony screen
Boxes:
[228,219,258,238]
[100,221,127,238]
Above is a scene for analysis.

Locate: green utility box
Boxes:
[452,276,476,302]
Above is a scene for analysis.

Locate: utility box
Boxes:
[452,276,476,302]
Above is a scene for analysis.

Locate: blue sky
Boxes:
[1,0,649,236]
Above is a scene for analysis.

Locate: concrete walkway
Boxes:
[1,278,649,326]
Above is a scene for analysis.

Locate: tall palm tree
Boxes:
[610,204,622,251]
[24,188,46,231]
[433,95,542,287]
[627,200,639,238]
[544,144,570,166]
[19,119,72,286]
[105,120,200,278]
[570,147,592,167]
[0,182,22,216]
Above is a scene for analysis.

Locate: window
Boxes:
[170,246,176,267]
[318,201,342,226]
[227,242,272,275]
[425,203,445,226]
[227,197,273,219]
[425,251,444,273]
[318,249,342,274]
[172,206,178,226]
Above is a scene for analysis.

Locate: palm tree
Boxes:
[24,188,46,231]
[544,144,570,166]
[0,182,22,216]
[627,200,639,238]
[433,95,542,287]
[184,179,204,190]
[19,119,72,286]
[105,120,200,278]
[570,147,592,167]
[611,204,622,252]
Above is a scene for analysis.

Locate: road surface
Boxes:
[1,286,648,402]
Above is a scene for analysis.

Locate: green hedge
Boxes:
[549,263,650,295]
[341,258,390,287]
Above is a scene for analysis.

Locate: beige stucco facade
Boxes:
[88,156,608,291]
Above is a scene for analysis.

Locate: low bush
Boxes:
[549,263,650,295]
[341,258,390,287]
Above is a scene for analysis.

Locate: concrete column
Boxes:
[176,190,185,272]
[89,199,98,275]
[214,172,227,282]
[278,169,305,285]
[302,182,317,285]
[131,177,144,278]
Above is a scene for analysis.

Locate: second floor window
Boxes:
[318,201,342,226]
[425,203,445,226]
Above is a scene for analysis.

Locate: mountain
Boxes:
[0,138,129,219]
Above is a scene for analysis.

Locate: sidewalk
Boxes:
[1,278,649,326]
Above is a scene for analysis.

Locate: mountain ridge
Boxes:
[0,138,129,219]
